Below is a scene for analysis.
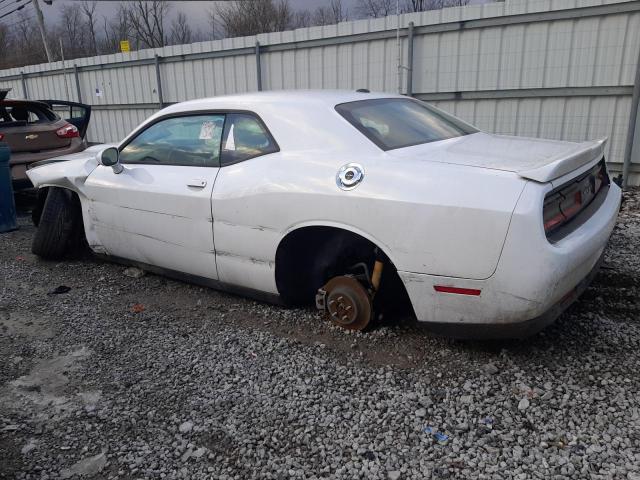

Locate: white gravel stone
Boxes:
[178,421,193,434]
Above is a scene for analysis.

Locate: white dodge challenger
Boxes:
[26,90,621,338]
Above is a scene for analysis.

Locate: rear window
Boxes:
[335,98,477,151]
[0,103,57,126]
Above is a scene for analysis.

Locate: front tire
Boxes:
[31,187,82,260]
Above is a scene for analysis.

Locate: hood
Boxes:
[388,132,606,183]
[28,143,116,170]
[27,143,115,192]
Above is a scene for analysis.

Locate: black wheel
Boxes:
[31,187,48,227]
[31,187,82,260]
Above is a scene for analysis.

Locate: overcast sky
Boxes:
[35,0,364,33]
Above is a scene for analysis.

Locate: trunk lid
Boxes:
[2,119,71,153]
[387,132,606,183]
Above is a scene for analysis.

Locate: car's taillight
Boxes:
[56,123,79,138]
[543,161,609,236]
[544,189,583,234]
[543,195,565,233]
[0,133,4,141]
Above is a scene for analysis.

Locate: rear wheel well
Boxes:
[275,226,413,317]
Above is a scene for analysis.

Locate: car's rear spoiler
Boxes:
[518,137,607,183]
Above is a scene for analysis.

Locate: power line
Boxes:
[0,0,28,16]
[0,0,25,11]
[4,12,35,27]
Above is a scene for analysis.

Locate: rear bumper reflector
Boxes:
[434,286,481,296]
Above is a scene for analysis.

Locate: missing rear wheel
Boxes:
[316,275,374,331]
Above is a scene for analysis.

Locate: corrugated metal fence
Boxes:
[1,0,640,183]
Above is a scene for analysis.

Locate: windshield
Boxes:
[336,98,477,150]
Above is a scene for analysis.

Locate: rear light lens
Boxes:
[543,161,609,235]
[544,190,583,233]
[543,195,565,233]
[56,123,79,138]
[0,133,4,141]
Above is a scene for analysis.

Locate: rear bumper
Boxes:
[10,138,86,183]
[399,179,621,338]
[419,252,604,339]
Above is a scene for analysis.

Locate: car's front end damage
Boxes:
[397,140,621,339]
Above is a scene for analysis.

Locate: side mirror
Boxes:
[100,147,123,174]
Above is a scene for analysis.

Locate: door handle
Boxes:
[187,179,207,188]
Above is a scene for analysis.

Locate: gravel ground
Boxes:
[1,190,639,480]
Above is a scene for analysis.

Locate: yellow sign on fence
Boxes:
[120,40,130,53]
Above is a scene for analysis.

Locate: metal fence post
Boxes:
[406,22,415,97]
[622,46,640,188]
[73,64,82,103]
[20,72,28,99]
[255,41,262,92]
[155,54,164,108]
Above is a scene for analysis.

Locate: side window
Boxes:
[119,114,224,167]
[221,113,277,166]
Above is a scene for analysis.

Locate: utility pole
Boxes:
[60,38,70,101]
[32,0,53,63]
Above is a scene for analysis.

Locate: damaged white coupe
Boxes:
[27,90,621,338]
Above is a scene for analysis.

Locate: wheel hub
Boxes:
[316,275,373,331]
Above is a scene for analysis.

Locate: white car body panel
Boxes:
[27,90,622,336]
[83,164,219,279]
[388,132,607,183]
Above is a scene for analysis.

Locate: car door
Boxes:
[84,113,224,280]
[39,100,91,138]
[211,112,280,292]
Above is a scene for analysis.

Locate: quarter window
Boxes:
[119,114,225,167]
[221,113,278,166]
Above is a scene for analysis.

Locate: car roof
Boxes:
[123,90,408,155]
[161,89,405,114]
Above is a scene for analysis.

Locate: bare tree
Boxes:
[293,10,312,28]
[13,14,48,65]
[126,0,170,49]
[312,0,348,26]
[58,5,86,57]
[0,23,13,69]
[216,0,294,37]
[0,0,475,69]
[170,12,192,45]
[207,8,217,40]
[101,5,131,53]
[356,0,396,18]
[80,1,99,56]
[404,0,468,11]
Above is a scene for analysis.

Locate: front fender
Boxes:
[26,145,112,195]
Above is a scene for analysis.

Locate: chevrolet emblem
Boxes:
[25,134,38,140]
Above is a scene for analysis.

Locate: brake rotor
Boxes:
[318,275,373,331]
